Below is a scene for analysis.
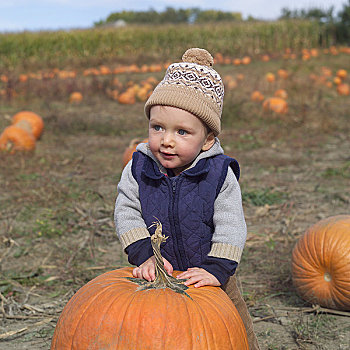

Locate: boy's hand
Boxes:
[176,267,220,288]
[133,256,173,282]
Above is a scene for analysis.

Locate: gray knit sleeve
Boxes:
[114,161,150,250]
[208,167,247,262]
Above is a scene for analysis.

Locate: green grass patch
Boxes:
[322,162,350,179]
[242,188,288,206]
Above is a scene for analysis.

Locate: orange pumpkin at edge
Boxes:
[0,124,36,153]
[291,215,350,310]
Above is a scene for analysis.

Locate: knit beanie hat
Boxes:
[144,48,224,136]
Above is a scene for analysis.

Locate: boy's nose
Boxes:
[162,132,175,147]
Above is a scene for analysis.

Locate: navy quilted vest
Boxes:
[131,151,240,271]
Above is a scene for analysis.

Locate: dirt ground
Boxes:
[1,55,350,349]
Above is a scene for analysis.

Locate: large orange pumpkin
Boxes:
[292,215,350,310]
[12,110,44,139]
[0,124,36,153]
[51,269,247,350]
[51,226,248,350]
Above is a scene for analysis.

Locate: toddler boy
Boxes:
[115,48,260,349]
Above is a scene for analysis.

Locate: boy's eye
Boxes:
[153,125,162,131]
[178,129,187,135]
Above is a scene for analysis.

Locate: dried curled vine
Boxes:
[126,218,191,298]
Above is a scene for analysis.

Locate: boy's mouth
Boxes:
[160,151,176,159]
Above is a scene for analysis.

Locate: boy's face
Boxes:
[148,105,215,176]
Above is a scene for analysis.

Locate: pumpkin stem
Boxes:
[126,218,191,298]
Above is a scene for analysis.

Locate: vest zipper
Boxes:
[167,177,183,270]
[169,175,187,271]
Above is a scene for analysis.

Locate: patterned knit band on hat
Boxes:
[144,48,224,136]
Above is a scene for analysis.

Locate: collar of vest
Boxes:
[142,155,211,179]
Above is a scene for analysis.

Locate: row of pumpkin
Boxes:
[1,65,348,154]
[1,46,349,104]
[1,45,349,86]
[67,65,348,109]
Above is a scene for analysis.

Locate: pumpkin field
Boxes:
[0,22,350,349]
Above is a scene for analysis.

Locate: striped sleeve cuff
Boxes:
[119,227,150,250]
[208,242,243,262]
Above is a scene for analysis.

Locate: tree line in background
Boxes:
[279,0,350,43]
[95,1,350,43]
[95,8,242,26]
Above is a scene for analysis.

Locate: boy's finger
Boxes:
[178,270,201,279]
[194,281,205,288]
[143,269,154,282]
[149,269,156,281]
[184,275,202,286]
[163,259,173,275]
[135,269,143,279]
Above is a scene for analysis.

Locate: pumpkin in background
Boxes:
[214,52,224,64]
[262,97,288,114]
[122,138,148,168]
[69,91,83,104]
[223,75,238,90]
[51,266,248,350]
[321,67,332,77]
[251,90,264,102]
[291,215,350,310]
[12,110,44,139]
[19,74,28,83]
[224,57,231,65]
[233,58,241,66]
[336,83,350,96]
[241,56,251,65]
[310,48,319,57]
[274,89,288,100]
[117,91,136,105]
[302,52,311,61]
[99,65,112,75]
[236,73,244,81]
[265,72,276,83]
[277,69,289,80]
[136,86,152,102]
[333,76,342,85]
[336,69,347,80]
[0,125,36,153]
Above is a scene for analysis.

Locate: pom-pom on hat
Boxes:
[144,48,224,136]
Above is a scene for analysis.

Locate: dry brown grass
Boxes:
[0,50,349,349]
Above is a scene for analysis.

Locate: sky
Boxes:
[0,0,347,32]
